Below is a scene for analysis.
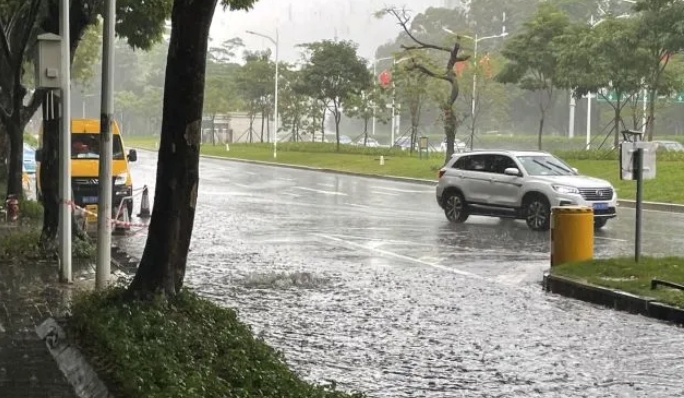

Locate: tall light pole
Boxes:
[444,25,508,150]
[59,0,72,283]
[246,29,279,159]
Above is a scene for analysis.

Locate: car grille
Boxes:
[578,187,614,201]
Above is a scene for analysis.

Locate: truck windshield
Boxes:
[71,133,125,160]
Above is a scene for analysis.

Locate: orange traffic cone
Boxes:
[137,185,151,218]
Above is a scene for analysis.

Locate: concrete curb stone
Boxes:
[133,147,684,213]
[543,273,684,326]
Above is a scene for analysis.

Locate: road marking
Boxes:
[315,233,484,280]
[234,183,251,189]
[371,190,400,196]
[295,187,347,196]
[317,182,335,187]
[279,178,296,181]
[595,236,628,242]
[282,192,300,197]
[375,187,434,194]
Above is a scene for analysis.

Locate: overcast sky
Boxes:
[209,0,446,64]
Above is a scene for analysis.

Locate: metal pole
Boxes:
[391,58,396,147]
[586,93,592,149]
[641,86,647,134]
[569,93,576,139]
[96,0,115,289]
[58,0,72,283]
[371,59,377,137]
[273,29,279,159]
[469,35,478,151]
[634,147,643,263]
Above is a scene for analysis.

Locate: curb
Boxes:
[543,273,684,326]
[132,146,684,213]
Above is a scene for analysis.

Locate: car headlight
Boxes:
[114,172,128,185]
[553,185,579,194]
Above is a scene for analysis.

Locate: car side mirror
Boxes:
[127,149,137,162]
[504,167,521,176]
[35,148,42,162]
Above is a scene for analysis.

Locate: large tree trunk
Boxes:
[613,99,621,149]
[333,101,340,152]
[443,105,456,163]
[6,117,23,200]
[647,88,657,141]
[537,113,545,150]
[260,110,265,142]
[128,0,216,298]
[41,92,60,243]
[363,117,369,145]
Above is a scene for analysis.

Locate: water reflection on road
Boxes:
[116,151,684,397]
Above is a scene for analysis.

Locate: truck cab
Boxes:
[36,118,138,217]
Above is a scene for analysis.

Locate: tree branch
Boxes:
[387,8,452,53]
[407,60,452,83]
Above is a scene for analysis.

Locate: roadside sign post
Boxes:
[418,136,429,159]
[619,130,656,263]
[96,0,116,289]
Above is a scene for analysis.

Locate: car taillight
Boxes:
[438,169,446,179]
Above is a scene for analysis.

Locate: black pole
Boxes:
[635,147,643,263]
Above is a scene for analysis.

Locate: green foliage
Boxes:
[19,199,43,221]
[23,132,38,147]
[298,40,371,145]
[0,228,92,262]
[72,20,102,88]
[237,50,275,121]
[67,288,365,398]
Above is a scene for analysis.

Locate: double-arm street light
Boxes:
[246,29,279,158]
[443,26,508,150]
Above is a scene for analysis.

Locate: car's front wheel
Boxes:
[594,218,608,230]
[524,195,551,231]
[443,191,469,223]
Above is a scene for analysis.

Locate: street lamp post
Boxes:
[446,29,508,150]
[246,29,279,159]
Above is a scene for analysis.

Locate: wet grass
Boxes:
[125,136,684,203]
[67,287,364,398]
[552,257,684,308]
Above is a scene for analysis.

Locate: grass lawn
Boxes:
[68,288,364,398]
[125,136,684,204]
[552,257,684,309]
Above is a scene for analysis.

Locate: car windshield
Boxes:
[71,133,125,160]
[517,155,575,176]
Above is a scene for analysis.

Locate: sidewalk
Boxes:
[0,256,78,398]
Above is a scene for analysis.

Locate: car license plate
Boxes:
[593,202,609,210]
[83,196,98,204]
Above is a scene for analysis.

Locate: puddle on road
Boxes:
[238,271,330,290]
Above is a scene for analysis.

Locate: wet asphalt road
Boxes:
[117,149,684,397]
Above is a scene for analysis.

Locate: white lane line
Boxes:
[295,187,347,196]
[315,233,484,280]
[282,192,300,197]
[595,236,628,242]
[371,191,400,196]
[375,187,434,194]
[279,178,296,181]
[317,183,335,187]
[233,183,251,189]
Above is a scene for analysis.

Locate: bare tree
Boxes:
[381,7,470,162]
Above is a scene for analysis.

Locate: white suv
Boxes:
[435,150,618,231]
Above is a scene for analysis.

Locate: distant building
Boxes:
[201,112,275,144]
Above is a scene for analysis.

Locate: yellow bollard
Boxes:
[550,206,594,267]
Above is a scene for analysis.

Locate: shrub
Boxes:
[20,199,43,221]
[0,228,94,262]
[68,288,365,398]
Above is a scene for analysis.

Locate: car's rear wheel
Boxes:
[524,195,551,231]
[594,218,608,230]
[443,191,469,223]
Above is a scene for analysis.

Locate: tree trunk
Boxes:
[647,88,657,141]
[537,113,545,151]
[248,116,254,143]
[613,99,621,148]
[211,114,216,145]
[321,107,326,142]
[443,105,456,163]
[6,117,24,200]
[260,110,265,142]
[363,117,369,145]
[41,91,60,243]
[128,0,217,299]
[333,102,340,152]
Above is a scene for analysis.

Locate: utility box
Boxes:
[620,141,657,180]
[34,33,62,89]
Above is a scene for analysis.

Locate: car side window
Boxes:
[490,155,518,174]
[452,156,467,169]
[464,154,490,172]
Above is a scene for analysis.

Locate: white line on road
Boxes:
[282,192,300,197]
[317,183,335,187]
[371,191,400,196]
[595,236,628,242]
[316,233,484,280]
[375,186,434,194]
[295,187,348,196]
[234,183,251,189]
